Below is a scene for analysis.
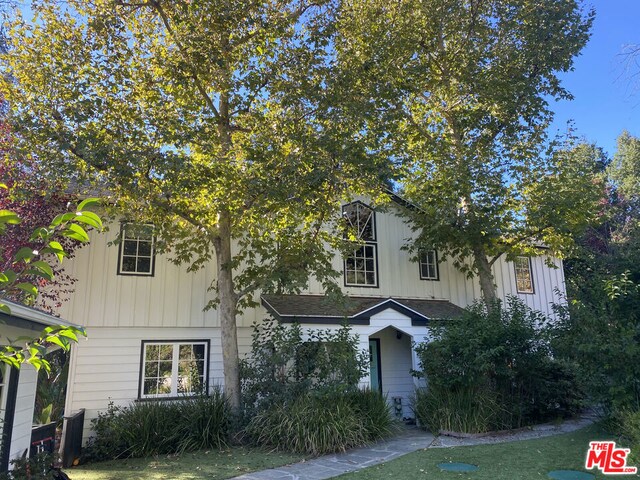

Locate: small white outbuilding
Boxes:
[0,299,78,471]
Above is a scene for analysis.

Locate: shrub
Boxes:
[85,390,229,462]
[414,297,583,432]
[0,452,56,480]
[552,274,640,413]
[612,408,640,466]
[241,319,394,453]
[240,318,368,415]
[246,390,394,455]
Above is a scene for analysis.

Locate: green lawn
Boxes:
[65,447,304,480]
[338,425,638,480]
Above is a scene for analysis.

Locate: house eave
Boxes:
[0,298,78,330]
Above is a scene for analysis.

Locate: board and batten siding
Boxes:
[57,227,265,329]
[303,204,566,315]
[57,205,566,329]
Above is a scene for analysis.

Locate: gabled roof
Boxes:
[261,294,464,326]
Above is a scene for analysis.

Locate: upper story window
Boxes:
[139,340,209,399]
[515,256,534,294]
[118,223,155,276]
[419,250,439,280]
[343,201,375,241]
[343,202,378,287]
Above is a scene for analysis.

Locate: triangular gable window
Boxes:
[343,202,375,241]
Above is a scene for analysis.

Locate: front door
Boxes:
[369,339,382,392]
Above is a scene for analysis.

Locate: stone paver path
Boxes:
[234,413,596,480]
[234,427,435,480]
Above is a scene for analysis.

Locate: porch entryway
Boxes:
[368,326,415,420]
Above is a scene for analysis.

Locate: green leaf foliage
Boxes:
[241,317,368,415]
[414,297,583,432]
[14,282,37,297]
[336,0,601,301]
[558,131,640,414]
[0,0,389,408]
[0,209,20,225]
[0,194,100,371]
[85,394,230,461]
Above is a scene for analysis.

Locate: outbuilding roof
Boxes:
[0,298,78,333]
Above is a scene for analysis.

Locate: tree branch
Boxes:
[145,0,221,120]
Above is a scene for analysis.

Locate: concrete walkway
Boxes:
[234,427,436,480]
[234,413,596,480]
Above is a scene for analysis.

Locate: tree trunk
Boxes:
[473,246,498,307]
[214,210,241,411]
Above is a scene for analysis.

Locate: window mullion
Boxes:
[171,344,179,397]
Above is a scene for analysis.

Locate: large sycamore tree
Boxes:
[338,0,603,303]
[1,0,387,409]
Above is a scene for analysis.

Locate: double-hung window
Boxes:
[118,223,155,276]
[419,250,439,280]
[343,202,378,287]
[139,341,209,399]
[514,256,534,294]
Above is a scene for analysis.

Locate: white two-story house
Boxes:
[56,197,566,441]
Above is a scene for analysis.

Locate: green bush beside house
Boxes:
[241,319,396,454]
[413,297,584,434]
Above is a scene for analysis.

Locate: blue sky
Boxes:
[550,0,640,157]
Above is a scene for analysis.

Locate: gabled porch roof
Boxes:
[261,294,464,326]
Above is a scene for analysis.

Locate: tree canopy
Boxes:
[1,0,387,408]
[336,0,602,302]
[557,131,640,411]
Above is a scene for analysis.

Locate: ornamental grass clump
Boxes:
[246,393,367,455]
[84,389,230,462]
[347,388,398,441]
[413,385,506,434]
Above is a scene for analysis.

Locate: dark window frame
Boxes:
[342,200,377,241]
[117,222,156,277]
[343,243,379,288]
[514,256,535,294]
[418,249,440,281]
[0,366,19,471]
[342,202,379,288]
[138,339,210,399]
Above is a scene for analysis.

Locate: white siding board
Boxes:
[74,363,139,375]
[59,209,568,330]
[65,325,254,443]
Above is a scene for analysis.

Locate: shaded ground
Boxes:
[65,447,304,480]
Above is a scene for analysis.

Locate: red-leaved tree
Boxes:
[0,132,82,313]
